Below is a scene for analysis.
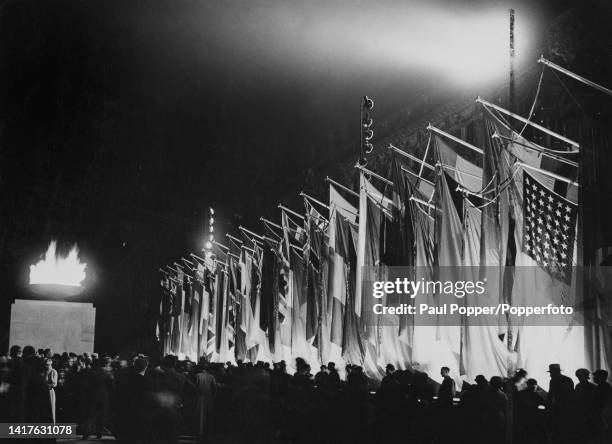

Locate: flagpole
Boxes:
[401,166,435,186]
[409,196,436,209]
[389,145,436,171]
[427,124,484,155]
[354,164,394,186]
[181,257,194,267]
[300,191,331,211]
[518,161,579,187]
[213,241,230,251]
[189,253,206,264]
[492,132,579,166]
[393,146,480,180]
[325,176,359,198]
[238,226,264,241]
[476,97,580,148]
[278,204,305,220]
[538,56,612,97]
[226,234,243,245]
[260,217,282,231]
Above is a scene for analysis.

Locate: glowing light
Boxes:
[205,241,213,250]
[29,241,87,287]
[218,2,535,87]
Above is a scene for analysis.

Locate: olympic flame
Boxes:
[29,241,87,287]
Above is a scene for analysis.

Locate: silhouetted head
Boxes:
[513,368,527,383]
[440,366,450,378]
[575,368,590,383]
[547,363,562,377]
[134,357,148,374]
[162,354,177,370]
[9,345,22,359]
[490,376,504,390]
[23,346,35,358]
[526,378,538,391]
[593,369,609,385]
[475,375,487,386]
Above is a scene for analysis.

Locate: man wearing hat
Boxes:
[547,364,575,444]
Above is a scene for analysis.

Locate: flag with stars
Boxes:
[523,172,577,284]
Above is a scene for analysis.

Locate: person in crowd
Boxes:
[574,368,596,441]
[150,354,197,444]
[592,369,612,441]
[83,356,115,439]
[547,363,575,444]
[459,375,488,443]
[482,376,507,444]
[0,356,11,421]
[43,357,58,423]
[516,379,547,444]
[194,359,217,444]
[437,366,456,406]
[327,362,341,390]
[314,365,329,388]
[114,356,151,443]
[22,345,53,423]
[379,364,400,403]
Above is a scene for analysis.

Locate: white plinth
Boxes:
[9,299,96,355]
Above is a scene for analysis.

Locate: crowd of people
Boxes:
[1,344,612,443]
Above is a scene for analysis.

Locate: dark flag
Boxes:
[259,247,276,348]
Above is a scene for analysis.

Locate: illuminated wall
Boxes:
[9,299,95,354]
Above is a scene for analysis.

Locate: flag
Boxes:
[180,273,193,357]
[188,273,201,358]
[246,247,266,360]
[432,171,464,384]
[522,172,578,285]
[342,219,365,365]
[207,266,220,360]
[387,154,417,347]
[290,247,312,362]
[435,136,483,193]
[328,184,358,348]
[500,122,583,387]
[462,199,512,380]
[259,247,276,351]
[198,264,209,358]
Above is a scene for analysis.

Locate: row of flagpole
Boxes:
[155,56,609,380]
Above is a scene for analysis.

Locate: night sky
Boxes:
[0,0,585,352]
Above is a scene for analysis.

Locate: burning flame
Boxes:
[29,241,87,287]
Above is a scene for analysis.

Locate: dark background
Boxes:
[0,0,605,353]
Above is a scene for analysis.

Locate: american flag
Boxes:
[523,172,577,284]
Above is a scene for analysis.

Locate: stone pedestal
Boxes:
[9,299,95,354]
